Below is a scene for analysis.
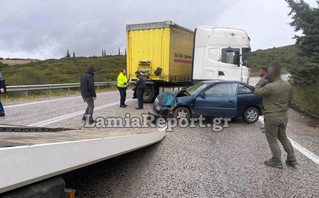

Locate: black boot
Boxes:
[286,159,298,167]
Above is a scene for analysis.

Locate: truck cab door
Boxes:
[193,83,238,118]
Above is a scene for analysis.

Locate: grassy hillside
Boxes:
[0,56,126,86]
[248,45,300,73]
[0,59,39,66]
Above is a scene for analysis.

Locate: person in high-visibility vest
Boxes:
[117,69,128,108]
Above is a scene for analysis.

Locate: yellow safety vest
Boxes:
[117,72,128,88]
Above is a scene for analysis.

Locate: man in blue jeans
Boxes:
[0,73,6,117]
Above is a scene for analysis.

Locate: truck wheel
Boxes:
[173,107,191,119]
[242,107,259,124]
[143,85,154,103]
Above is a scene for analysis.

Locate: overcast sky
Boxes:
[0,0,317,59]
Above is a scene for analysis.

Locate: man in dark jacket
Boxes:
[80,66,96,124]
[0,73,6,117]
[134,71,146,109]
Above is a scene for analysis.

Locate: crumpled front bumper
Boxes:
[153,101,173,118]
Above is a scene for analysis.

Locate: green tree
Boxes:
[72,52,75,59]
[102,49,107,57]
[286,0,319,85]
[66,49,71,58]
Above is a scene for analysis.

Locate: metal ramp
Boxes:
[0,127,166,193]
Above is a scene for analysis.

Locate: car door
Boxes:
[193,82,238,117]
[236,83,262,116]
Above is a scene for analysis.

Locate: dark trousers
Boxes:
[118,87,127,106]
[83,97,94,121]
[137,88,145,108]
[0,96,4,113]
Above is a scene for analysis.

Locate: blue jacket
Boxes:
[0,79,6,95]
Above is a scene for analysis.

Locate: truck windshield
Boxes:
[242,48,251,67]
[186,82,208,95]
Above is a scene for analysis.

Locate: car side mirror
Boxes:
[199,92,206,98]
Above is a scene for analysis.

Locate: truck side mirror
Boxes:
[234,52,240,67]
[180,87,186,91]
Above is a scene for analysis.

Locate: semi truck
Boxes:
[126,21,251,102]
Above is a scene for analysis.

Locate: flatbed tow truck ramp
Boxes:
[0,125,166,196]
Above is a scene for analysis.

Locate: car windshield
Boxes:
[186,82,208,95]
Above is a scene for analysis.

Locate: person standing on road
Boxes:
[80,66,96,124]
[254,66,297,169]
[134,71,146,110]
[0,73,6,117]
[117,69,128,108]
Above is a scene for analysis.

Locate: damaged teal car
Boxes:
[153,81,263,123]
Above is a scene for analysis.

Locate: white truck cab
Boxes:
[192,27,251,83]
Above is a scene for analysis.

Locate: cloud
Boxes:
[214,0,318,50]
[0,0,317,59]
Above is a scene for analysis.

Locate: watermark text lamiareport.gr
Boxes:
[84,114,231,132]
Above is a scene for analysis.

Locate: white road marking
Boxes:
[288,138,319,165]
[258,116,319,165]
[5,91,118,109]
[30,99,134,127]
[158,124,168,132]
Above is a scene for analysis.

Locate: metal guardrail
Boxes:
[6,81,117,96]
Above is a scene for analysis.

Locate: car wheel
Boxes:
[243,107,259,124]
[173,107,191,119]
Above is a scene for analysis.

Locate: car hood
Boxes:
[156,91,180,106]
[156,91,195,107]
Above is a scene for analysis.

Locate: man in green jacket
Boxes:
[254,66,297,169]
[117,69,128,108]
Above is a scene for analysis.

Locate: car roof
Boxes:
[201,80,250,86]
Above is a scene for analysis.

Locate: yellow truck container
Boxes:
[126,21,194,102]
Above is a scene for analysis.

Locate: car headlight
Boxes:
[155,98,159,103]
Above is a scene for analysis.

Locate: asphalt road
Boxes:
[1,77,319,197]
